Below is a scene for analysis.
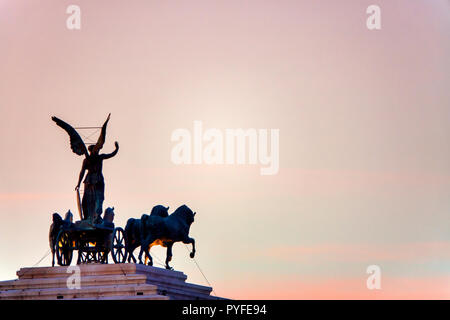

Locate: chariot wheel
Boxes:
[111,227,126,263]
[77,250,96,264]
[56,230,73,266]
[96,250,108,264]
[77,240,96,264]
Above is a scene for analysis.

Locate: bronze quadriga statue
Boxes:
[49,114,197,269]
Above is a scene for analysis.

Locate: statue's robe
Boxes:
[82,154,105,222]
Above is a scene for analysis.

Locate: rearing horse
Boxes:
[138,204,196,269]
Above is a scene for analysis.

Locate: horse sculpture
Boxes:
[49,210,74,267]
[124,205,169,263]
[126,204,196,269]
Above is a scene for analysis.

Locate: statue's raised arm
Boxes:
[91,113,110,154]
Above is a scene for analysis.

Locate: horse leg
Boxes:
[144,243,153,266]
[165,242,174,270]
[130,246,137,264]
[138,244,145,264]
[127,245,135,263]
[124,241,130,263]
[139,234,152,265]
[139,237,153,266]
[183,237,196,258]
[133,243,140,263]
[51,241,55,267]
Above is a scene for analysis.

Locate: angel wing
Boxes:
[91,113,111,154]
[52,116,88,157]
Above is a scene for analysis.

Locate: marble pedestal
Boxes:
[0,264,220,300]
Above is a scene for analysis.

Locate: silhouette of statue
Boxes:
[52,114,119,224]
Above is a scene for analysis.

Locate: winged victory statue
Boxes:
[52,114,119,225]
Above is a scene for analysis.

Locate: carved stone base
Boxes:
[0,264,222,300]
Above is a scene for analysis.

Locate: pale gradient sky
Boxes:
[0,0,449,299]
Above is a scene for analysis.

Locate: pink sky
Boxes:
[0,0,449,299]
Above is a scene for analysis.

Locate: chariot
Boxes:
[53,208,127,266]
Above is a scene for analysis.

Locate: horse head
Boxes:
[52,213,63,224]
[104,207,115,223]
[64,210,73,223]
[172,204,196,225]
[150,205,170,218]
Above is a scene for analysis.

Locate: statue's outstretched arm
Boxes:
[102,141,119,160]
[75,159,87,190]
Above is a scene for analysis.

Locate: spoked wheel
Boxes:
[77,250,97,264]
[96,250,108,264]
[77,241,98,264]
[111,227,126,263]
[56,230,73,266]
